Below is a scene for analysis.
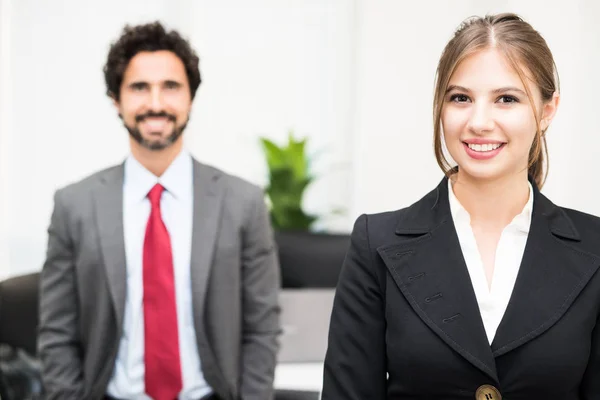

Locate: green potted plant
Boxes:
[260,131,317,231]
[260,131,350,288]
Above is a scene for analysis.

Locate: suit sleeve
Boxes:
[38,190,85,399]
[239,188,281,400]
[322,214,387,400]
[580,312,600,398]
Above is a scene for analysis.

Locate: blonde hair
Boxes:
[433,13,559,188]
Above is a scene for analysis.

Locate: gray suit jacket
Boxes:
[38,159,281,400]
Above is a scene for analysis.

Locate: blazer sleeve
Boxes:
[580,313,600,398]
[322,214,387,399]
[239,187,281,400]
[37,189,85,399]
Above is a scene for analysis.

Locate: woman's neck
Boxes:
[451,171,530,228]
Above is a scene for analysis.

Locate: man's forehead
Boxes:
[122,51,187,83]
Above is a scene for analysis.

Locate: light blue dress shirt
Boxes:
[106,150,212,399]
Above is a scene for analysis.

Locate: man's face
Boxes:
[115,50,192,151]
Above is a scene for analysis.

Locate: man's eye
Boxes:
[165,82,181,90]
[131,84,147,91]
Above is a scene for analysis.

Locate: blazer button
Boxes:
[475,384,502,400]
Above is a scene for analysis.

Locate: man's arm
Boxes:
[38,189,85,399]
[239,188,281,400]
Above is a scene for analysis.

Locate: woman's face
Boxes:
[441,48,557,184]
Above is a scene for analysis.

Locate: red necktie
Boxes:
[143,184,182,400]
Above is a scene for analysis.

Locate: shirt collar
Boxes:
[124,149,193,202]
[448,178,534,233]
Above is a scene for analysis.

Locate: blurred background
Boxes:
[1,0,600,279]
[1,1,600,397]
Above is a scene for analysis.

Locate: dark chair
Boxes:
[275,231,350,288]
[0,272,40,356]
[0,272,42,400]
[0,272,323,399]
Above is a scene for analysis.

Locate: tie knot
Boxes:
[147,184,164,207]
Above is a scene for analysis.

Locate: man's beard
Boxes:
[124,111,188,151]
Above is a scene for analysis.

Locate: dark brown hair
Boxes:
[103,21,201,101]
[433,13,559,188]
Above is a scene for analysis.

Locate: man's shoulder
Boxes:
[194,160,263,200]
[55,164,123,200]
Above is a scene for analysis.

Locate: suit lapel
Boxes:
[94,164,127,333]
[377,178,499,383]
[93,159,226,371]
[378,177,600,382]
[491,185,600,355]
[190,161,225,332]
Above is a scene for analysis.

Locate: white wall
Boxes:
[0,0,356,277]
[351,0,490,215]
[486,0,600,213]
[2,0,599,277]
[0,0,12,280]
[183,0,356,232]
[1,0,178,277]
[351,0,600,217]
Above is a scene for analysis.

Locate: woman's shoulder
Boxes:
[356,184,441,247]
[559,206,600,239]
[547,204,600,261]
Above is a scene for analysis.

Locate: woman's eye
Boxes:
[498,95,519,104]
[449,94,470,103]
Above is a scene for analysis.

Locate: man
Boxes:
[38,22,281,400]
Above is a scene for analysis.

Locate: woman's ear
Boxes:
[541,91,560,132]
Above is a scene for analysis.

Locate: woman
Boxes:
[322,13,600,400]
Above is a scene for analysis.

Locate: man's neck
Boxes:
[129,140,183,177]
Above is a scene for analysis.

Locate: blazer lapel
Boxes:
[491,184,600,355]
[190,161,225,332]
[377,178,499,383]
[94,164,127,333]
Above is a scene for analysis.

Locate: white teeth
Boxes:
[467,143,502,152]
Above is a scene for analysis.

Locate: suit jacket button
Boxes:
[475,384,502,400]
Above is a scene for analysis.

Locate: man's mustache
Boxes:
[135,111,177,123]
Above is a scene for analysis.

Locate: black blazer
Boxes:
[322,178,600,400]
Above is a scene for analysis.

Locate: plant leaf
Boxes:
[260,138,286,168]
